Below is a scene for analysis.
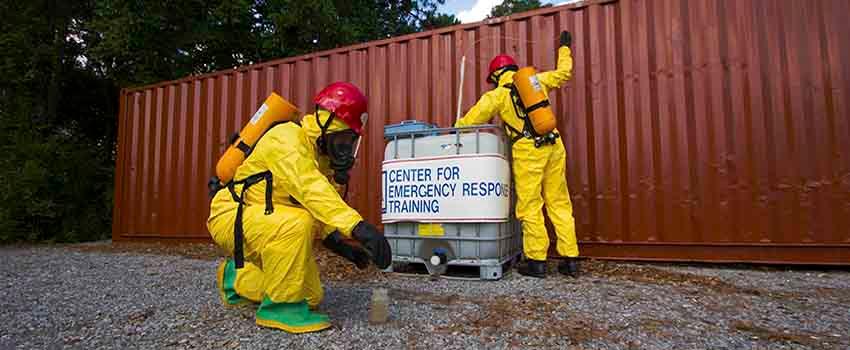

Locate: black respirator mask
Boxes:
[315,112,361,185]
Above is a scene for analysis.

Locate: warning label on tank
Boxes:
[529,75,542,92]
[381,154,510,223]
[250,103,269,125]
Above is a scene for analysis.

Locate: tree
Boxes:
[0,0,458,243]
[421,13,461,31]
[86,0,263,87]
[489,0,551,18]
[0,0,114,242]
[86,1,457,85]
[256,0,455,59]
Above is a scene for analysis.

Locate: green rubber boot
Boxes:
[216,259,250,306]
[255,297,331,333]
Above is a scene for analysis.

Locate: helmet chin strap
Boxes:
[315,107,350,165]
[315,106,335,154]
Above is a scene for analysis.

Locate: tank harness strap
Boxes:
[263,172,274,215]
[209,121,293,200]
[211,121,298,268]
[503,121,525,146]
[525,100,551,114]
[236,141,252,156]
[503,83,559,148]
[226,170,274,269]
[232,120,292,159]
[503,83,534,142]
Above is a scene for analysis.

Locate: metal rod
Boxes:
[456,55,466,122]
[475,222,481,259]
[475,128,480,154]
[383,234,516,242]
[353,136,362,158]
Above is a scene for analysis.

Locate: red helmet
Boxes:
[313,82,368,134]
[488,54,518,83]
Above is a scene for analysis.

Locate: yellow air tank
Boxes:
[513,67,557,135]
[214,93,300,185]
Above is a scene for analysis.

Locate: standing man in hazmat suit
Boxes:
[207,82,391,333]
[455,31,579,279]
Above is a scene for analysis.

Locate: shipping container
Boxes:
[113,0,850,264]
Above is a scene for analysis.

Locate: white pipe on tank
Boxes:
[456,55,466,122]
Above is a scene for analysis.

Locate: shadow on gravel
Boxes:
[730,320,848,348]
[70,241,226,260]
[390,287,613,347]
[67,240,387,283]
[577,259,850,302]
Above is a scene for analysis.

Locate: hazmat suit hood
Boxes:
[301,109,358,185]
[300,109,352,148]
[495,69,517,88]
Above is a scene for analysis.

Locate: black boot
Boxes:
[558,258,580,278]
[517,259,547,278]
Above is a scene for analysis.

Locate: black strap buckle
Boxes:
[533,131,559,148]
[208,176,224,197]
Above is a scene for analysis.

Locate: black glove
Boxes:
[560,31,572,48]
[352,221,392,269]
[322,231,370,269]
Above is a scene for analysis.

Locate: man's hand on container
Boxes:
[352,221,392,269]
[322,231,370,269]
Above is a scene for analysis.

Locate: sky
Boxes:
[439,0,584,24]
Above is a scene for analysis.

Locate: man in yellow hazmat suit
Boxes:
[455,31,579,279]
[207,82,391,333]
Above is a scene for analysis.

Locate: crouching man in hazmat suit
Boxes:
[455,31,579,279]
[207,82,391,333]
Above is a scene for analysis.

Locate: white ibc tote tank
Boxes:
[381,123,521,280]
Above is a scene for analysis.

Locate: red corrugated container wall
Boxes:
[113,0,850,264]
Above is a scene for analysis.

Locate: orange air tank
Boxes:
[214,93,300,185]
[513,67,557,135]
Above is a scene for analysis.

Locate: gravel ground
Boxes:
[1,241,848,350]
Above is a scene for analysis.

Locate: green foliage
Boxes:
[0,0,456,243]
[489,0,551,18]
[0,126,113,243]
[421,13,461,31]
[87,0,264,86]
[86,0,455,86]
[0,0,115,243]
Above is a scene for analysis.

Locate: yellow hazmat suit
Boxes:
[455,46,578,262]
[208,111,361,333]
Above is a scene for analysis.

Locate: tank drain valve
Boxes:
[430,248,448,266]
